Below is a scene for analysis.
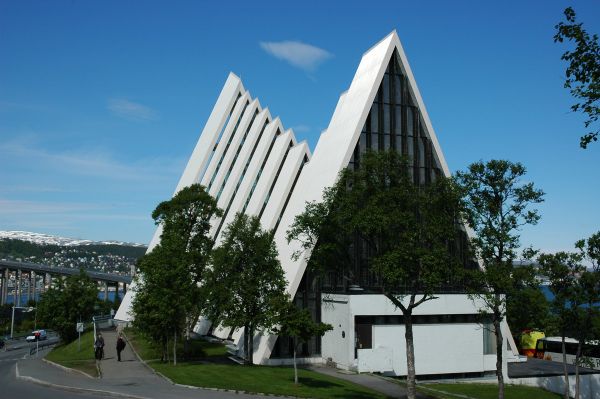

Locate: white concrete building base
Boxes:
[510,374,600,399]
[321,294,506,377]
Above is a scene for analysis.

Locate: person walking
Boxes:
[94,333,105,360]
[116,333,126,361]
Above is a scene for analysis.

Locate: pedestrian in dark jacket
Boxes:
[116,334,126,361]
[94,333,105,360]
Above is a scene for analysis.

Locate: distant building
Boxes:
[116,31,521,377]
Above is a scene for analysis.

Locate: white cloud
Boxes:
[108,98,157,121]
[0,199,151,235]
[0,199,100,214]
[259,41,332,72]
[291,124,311,133]
[0,139,183,183]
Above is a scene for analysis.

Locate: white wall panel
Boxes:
[211,118,282,242]
[215,109,269,218]
[244,131,294,217]
[321,296,352,369]
[175,73,245,194]
[209,99,260,201]
[200,91,250,191]
[259,142,308,230]
[372,324,485,376]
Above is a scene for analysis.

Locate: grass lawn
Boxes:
[125,328,227,360]
[127,329,386,398]
[152,362,388,399]
[46,330,98,377]
[419,383,562,399]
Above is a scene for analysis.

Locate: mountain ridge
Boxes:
[0,230,146,248]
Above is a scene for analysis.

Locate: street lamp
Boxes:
[10,306,34,339]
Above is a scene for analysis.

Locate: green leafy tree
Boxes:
[572,232,600,399]
[37,270,98,343]
[276,298,332,384]
[132,249,184,362]
[506,286,551,337]
[132,183,221,365]
[455,160,544,399]
[538,251,583,399]
[554,7,600,148]
[288,151,466,399]
[206,213,287,365]
[506,253,552,339]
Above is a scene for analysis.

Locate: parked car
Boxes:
[26,330,47,342]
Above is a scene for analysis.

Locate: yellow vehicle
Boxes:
[519,329,545,357]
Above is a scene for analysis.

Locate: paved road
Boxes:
[0,342,98,399]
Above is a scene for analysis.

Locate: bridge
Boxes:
[0,259,133,306]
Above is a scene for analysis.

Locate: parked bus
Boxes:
[519,329,545,357]
[535,337,600,370]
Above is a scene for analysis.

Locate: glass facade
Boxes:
[347,52,441,184]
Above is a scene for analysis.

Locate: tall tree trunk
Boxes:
[166,337,170,363]
[244,324,249,364]
[405,311,417,399]
[293,340,298,385]
[562,333,570,399]
[493,312,504,399]
[575,341,582,399]
[184,323,190,360]
[173,330,177,366]
[248,325,254,366]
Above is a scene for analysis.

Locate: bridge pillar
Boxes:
[25,271,30,304]
[0,268,5,305]
[14,269,20,306]
[104,281,109,301]
[31,271,36,302]
[45,273,51,291]
[5,269,9,305]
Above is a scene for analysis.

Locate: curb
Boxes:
[42,358,97,379]
[15,362,149,399]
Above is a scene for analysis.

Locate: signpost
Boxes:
[76,322,84,351]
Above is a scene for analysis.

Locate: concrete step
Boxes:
[228,355,245,365]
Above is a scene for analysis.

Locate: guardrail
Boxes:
[29,340,56,356]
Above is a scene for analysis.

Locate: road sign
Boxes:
[76,322,84,333]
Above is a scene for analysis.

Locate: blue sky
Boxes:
[0,1,598,253]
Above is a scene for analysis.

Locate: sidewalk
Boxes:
[308,366,429,399]
[16,329,264,399]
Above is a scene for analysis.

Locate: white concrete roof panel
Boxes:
[201,91,250,191]
[259,142,308,230]
[209,99,260,199]
[245,131,293,217]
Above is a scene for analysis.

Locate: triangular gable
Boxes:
[256,30,454,363]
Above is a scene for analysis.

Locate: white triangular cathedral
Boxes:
[116,31,520,376]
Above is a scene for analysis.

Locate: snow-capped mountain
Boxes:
[0,231,146,247]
